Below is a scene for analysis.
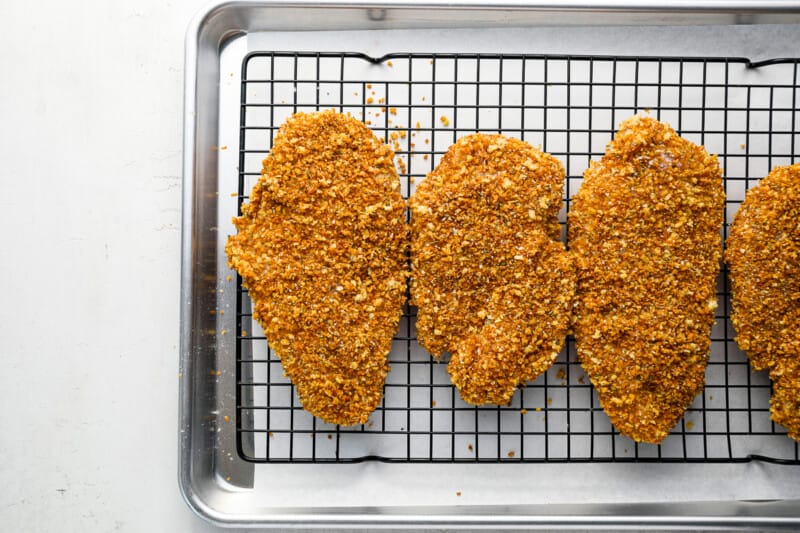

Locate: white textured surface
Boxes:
[0,1,799,531]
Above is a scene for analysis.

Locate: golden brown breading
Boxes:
[726,163,800,440]
[410,133,574,405]
[226,110,408,426]
[448,231,576,405]
[569,115,724,444]
[770,360,800,440]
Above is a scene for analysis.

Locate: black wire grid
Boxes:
[235,52,799,464]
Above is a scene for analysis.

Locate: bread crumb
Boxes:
[520,408,528,415]
[440,115,450,127]
[223,415,230,422]
[507,451,515,458]
[387,60,394,67]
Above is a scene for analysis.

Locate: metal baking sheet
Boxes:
[180,1,800,528]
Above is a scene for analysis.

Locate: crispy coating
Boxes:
[569,115,724,444]
[410,133,574,405]
[225,110,408,426]
[726,163,800,440]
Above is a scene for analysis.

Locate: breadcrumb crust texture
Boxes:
[726,163,800,441]
[226,110,408,426]
[410,134,576,406]
[569,115,725,444]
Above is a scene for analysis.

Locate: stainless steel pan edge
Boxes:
[180,0,800,528]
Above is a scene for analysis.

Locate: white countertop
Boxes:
[0,0,212,531]
[1,1,798,532]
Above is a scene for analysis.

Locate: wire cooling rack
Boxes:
[234,52,799,464]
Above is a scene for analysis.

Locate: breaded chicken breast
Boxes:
[726,163,800,440]
[410,133,574,405]
[226,110,408,426]
[569,115,724,443]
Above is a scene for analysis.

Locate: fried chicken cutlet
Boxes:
[410,134,575,406]
[226,110,408,426]
[569,115,724,443]
[726,163,800,440]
